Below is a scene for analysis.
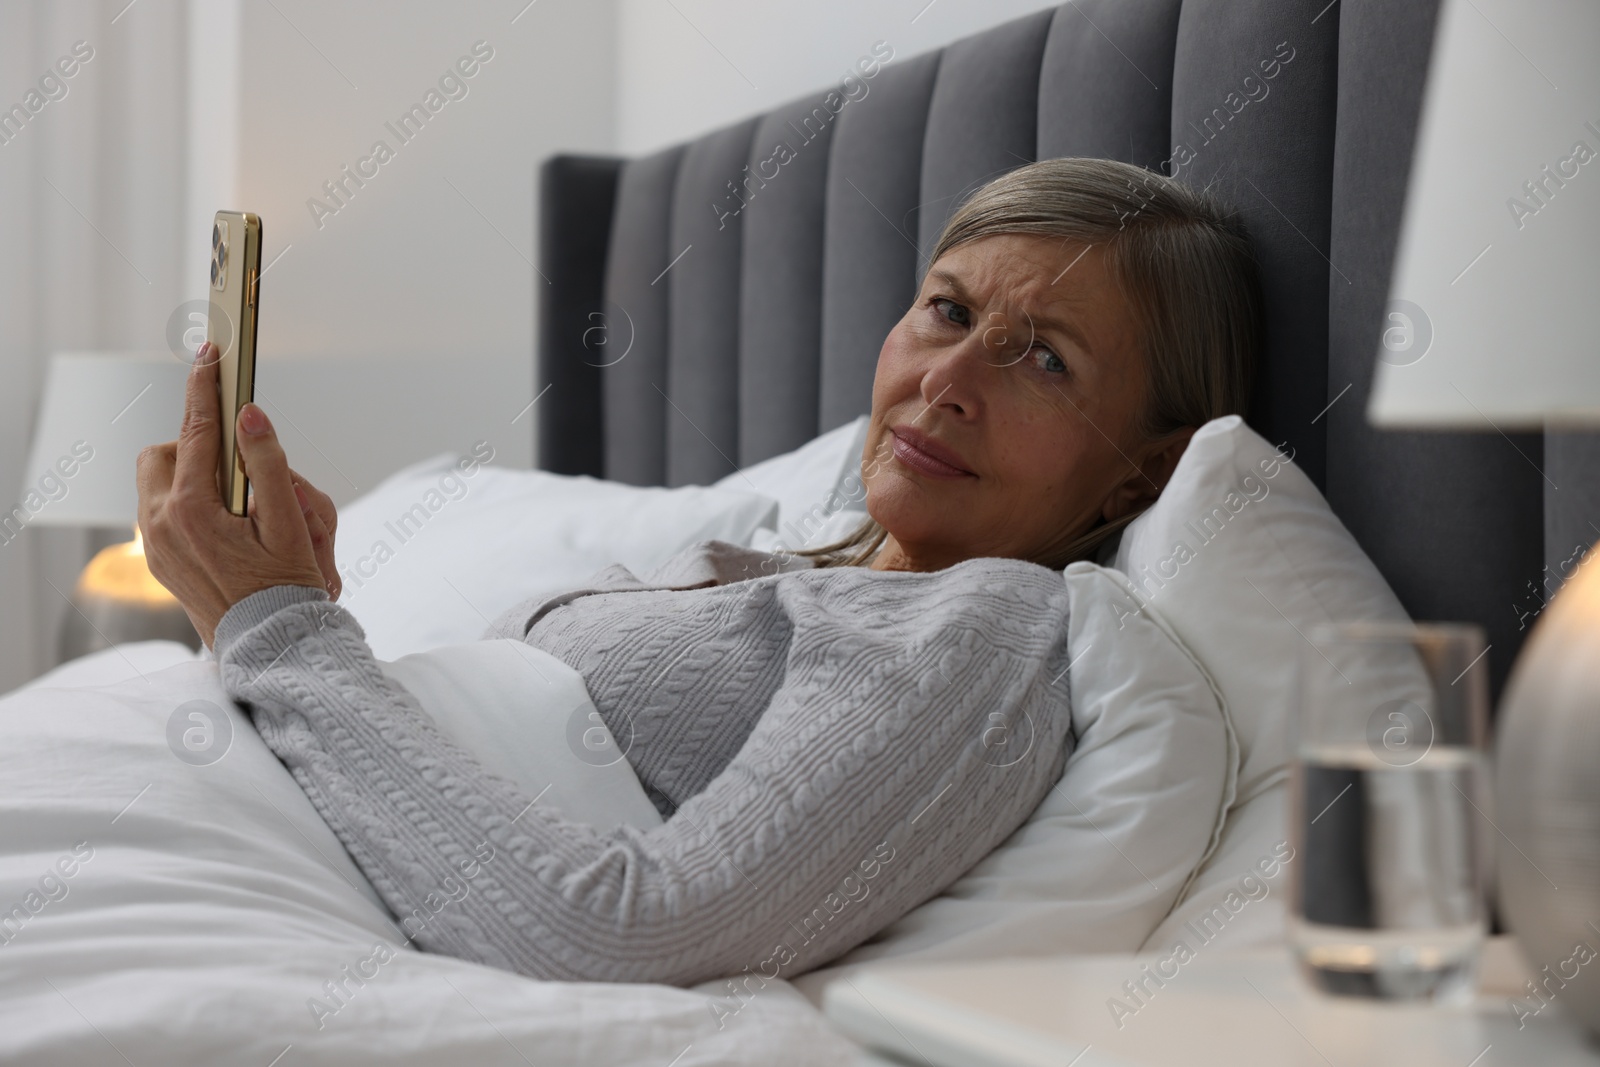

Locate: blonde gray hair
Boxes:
[803,156,1263,570]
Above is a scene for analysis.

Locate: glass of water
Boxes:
[1289,621,1491,1002]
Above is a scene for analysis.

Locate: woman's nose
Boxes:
[919,329,998,416]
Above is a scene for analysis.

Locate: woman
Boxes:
[136,158,1261,988]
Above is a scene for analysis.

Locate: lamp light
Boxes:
[20,351,200,659]
[1370,0,1600,1034]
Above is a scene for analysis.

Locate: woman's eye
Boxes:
[931,297,970,327]
[1029,346,1066,374]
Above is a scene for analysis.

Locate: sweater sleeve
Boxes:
[214,570,1074,988]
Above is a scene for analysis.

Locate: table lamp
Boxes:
[1368,0,1600,1035]
[21,351,200,659]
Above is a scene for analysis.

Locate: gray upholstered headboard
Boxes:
[535,0,1597,703]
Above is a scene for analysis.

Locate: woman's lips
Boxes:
[890,426,976,479]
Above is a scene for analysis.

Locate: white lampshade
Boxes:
[20,351,189,528]
[1368,0,1600,428]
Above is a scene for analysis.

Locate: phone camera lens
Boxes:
[210,259,219,287]
[212,223,221,250]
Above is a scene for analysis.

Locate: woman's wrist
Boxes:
[212,584,331,660]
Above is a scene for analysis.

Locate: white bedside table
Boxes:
[822,937,1600,1066]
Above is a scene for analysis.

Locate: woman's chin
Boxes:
[867,491,963,551]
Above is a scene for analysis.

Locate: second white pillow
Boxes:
[1110,415,1412,952]
[1111,415,1411,802]
[334,454,778,660]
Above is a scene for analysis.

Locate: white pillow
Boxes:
[1108,415,1412,949]
[717,416,869,549]
[1111,415,1410,802]
[1138,778,1298,955]
[794,561,1236,1002]
[333,452,778,659]
[375,639,664,833]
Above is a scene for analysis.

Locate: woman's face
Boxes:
[861,233,1192,571]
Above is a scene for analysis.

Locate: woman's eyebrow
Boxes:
[1024,300,1100,363]
[1028,306,1095,358]
[927,268,973,303]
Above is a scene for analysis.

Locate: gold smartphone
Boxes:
[207,210,262,516]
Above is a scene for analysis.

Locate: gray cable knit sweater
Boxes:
[214,539,1075,988]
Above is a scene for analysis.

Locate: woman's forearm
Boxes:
[214,578,1074,987]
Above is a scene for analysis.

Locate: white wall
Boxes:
[615,0,1060,154]
[235,0,617,495]
[183,0,241,301]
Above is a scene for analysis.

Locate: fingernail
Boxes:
[240,404,270,436]
[294,483,311,513]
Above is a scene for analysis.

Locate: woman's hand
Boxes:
[137,343,337,649]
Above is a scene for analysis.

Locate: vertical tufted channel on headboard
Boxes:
[914,10,1055,261]
[599,144,684,487]
[1167,0,1342,489]
[818,50,941,434]
[536,0,1600,700]
[738,93,843,464]
[664,119,761,486]
[1035,0,1182,169]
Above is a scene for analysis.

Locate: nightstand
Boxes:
[822,937,1600,1066]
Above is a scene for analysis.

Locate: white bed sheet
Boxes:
[0,642,860,1066]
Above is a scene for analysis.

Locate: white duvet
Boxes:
[0,558,1238,1066]
[0,641,859,1066]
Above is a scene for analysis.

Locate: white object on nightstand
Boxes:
[823,938,1600,1066]
[23,351,201,660]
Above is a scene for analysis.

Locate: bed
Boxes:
[3,0,1589,1063]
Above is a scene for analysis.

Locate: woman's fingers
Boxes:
[172,342,223,505]
[251,478,341,598]
[135,436,232,644]
[301,501,341,599]
[288,468,338,536]
[134,441,179,557]
[135,442,177,511]
[235,402,316,562]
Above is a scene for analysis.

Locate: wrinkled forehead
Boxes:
[926,235,1129,355]
[931,231,1107,295]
